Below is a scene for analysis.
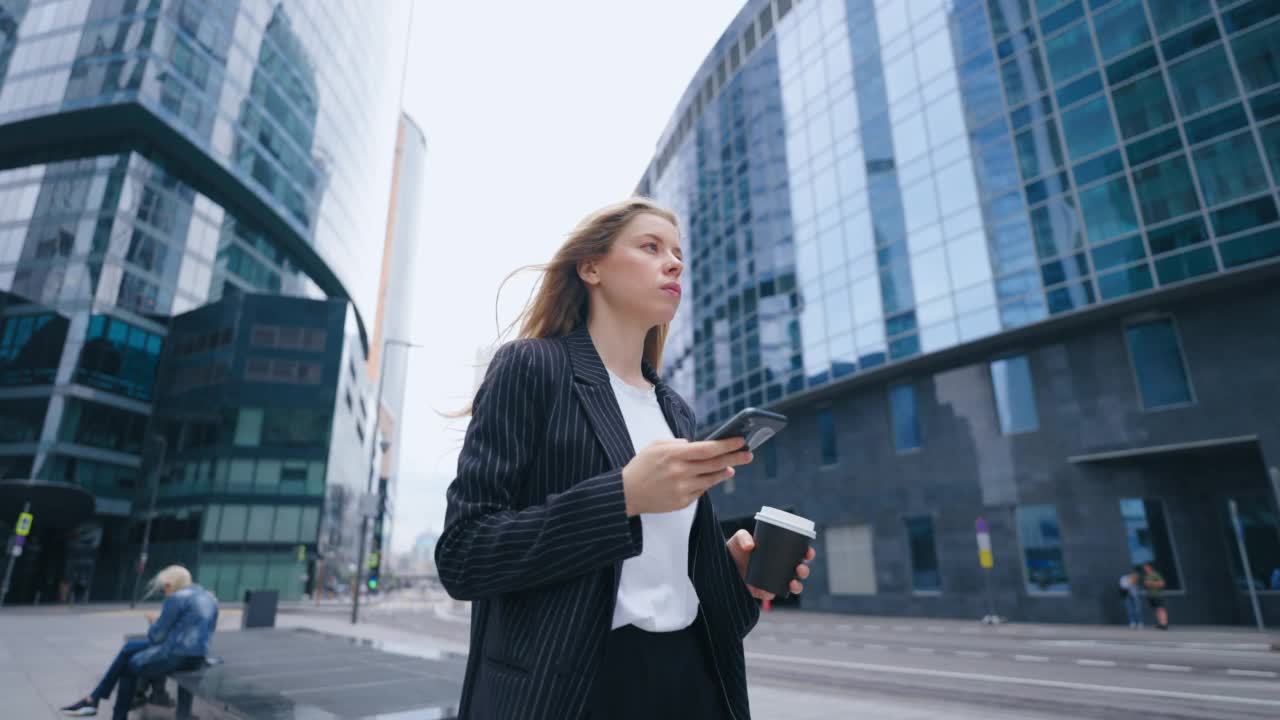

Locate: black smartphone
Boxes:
[701,408,788,450]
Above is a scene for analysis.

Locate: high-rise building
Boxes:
[639,0,1280,624]
[0,1,415,603]
[366,113,426,589]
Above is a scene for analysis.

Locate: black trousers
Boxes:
[585,612,731,719]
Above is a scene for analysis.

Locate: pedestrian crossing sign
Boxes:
[15,512,32,536]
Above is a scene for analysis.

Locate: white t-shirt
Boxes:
[607,368,700,632]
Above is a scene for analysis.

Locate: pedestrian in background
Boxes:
[59,565,218,718]
[1120,567,1143,628]
[1141,562,1169,630]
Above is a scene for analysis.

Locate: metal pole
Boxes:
[131,435,166,608]
[1,501,31,606]
[1228,499,1266,631]
[353,341,392,624]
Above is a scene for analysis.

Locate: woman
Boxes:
[1120,566,1143,628]
[60,565,218,718]
[436,198,814,719]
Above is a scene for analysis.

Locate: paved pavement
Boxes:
[351,589,1280,719]
[3,595,1278,719]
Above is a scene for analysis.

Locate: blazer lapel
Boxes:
[565,326,635,472]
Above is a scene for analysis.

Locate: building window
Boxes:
[826,524,877,595]
[1119,498,1182,591]
[1125,318,1193,409]
[889,383,921,452]
[990,355,1039,434]
[905,516,941,592]
[817,408,837,465]
[1017,504,1070,594]
[1222,497,1280,593]
[234,408,263,446]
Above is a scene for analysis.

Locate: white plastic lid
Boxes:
[755,506,816,538]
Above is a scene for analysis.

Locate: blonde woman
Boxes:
[436,198,815,719]
[61,565,218,718]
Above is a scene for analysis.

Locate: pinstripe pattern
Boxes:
[436,325,760,719]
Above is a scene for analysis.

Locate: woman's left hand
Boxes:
[726,529,815,601]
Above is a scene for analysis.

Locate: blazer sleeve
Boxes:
[711,497,762,639]
[684,391,759,639]
[434,340,644,601]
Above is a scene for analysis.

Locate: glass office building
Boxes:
[641,0,1280,624]
[0,0,412,603]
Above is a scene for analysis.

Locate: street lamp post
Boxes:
[352,337,418,624]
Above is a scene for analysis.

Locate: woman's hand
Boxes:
[726,529,815,601]
[622,438,752,516]
[144,613,156,624]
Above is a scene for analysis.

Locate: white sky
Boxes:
[389,1,745,553]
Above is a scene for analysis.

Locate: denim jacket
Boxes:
[147,584,219,657]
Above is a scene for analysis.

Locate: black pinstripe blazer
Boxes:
[436,325,760,719]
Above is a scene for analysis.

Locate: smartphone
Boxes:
[701,407,788,451]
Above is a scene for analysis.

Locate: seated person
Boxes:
[60,565,218,718]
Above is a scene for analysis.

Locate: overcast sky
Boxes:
[388,1,744,553]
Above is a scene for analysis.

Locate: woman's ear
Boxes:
[577,258,600,286]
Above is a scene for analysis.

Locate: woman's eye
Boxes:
[646,243,659,252]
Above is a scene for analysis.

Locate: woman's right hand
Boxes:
[622,438,753,516]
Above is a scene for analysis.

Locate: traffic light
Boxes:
[366,551,379,592]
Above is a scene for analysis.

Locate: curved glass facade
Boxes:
[0,0,409,602]
[642,0,1280,429]
[0,0,406,323]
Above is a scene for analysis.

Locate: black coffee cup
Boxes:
[746,506,816,598]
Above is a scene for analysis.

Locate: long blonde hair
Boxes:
[462,197,679,416]
[146,564,192,598]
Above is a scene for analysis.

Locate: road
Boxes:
[338,589,1280,719]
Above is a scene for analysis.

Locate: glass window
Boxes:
[1112,74,1174,138]
[1131,155,1200,224]
[1257,121,1280,182]
[1126,318,1193,408]
[1093,0,1151,60]
[234,408,262,446]
[1098,263,1154,298]
[202,505,222,543]
[1015,121,1066,179]
[1046,22,1096,84]
[272,505,302,542]
[246,505,274,542]
[1091,234,1147,270]
[1211,196,1279,237]
[818,408,837,465]
[826,524,878,595]
[255,460,281,493]
[1079,176,1139,243]
[299,506,320,542]
[1061,96,1116,159]
[217,505,247,542]
[1167,46,1239,116]
[1121,499,1182,590]
[1017,504,1070,593]
[1223,497,1280,593]
[1221,227,1280,268]
[906,516,941,592]
[1154,245,1217,283]
[889,383,921,452]
[1126,127,1183,167]
[1001,51,1049,106]
[228,459,254,493]
[1193,132,1269,206]
[1146,0,1211,35]
[990,355,1039,434]
[1231,18,1280,92]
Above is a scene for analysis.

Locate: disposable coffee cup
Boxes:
[746,506,816,598]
